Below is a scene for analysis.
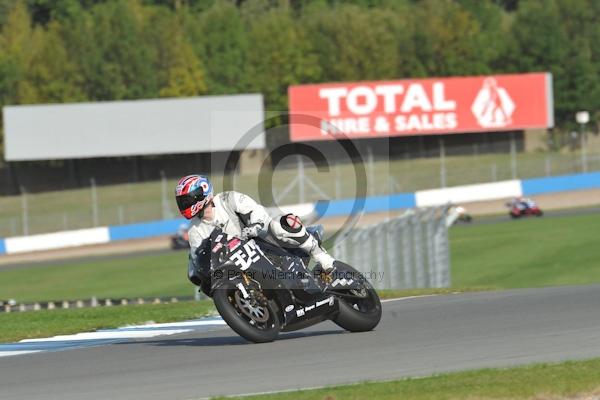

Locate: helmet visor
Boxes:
[176,187,206,212]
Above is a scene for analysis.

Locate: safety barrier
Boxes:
[3,227,110,254]
[1,170,598,255]
[331,206,451,290]
[108,219,183,241]
[415,180,522,207]
[521,171,600,196]
[0,205,317,255]
[314,193,416,218]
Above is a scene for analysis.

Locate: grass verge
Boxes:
[216,358,600,400]
[0,288,477,343]
[2,211,600,304]
[0,250,191,303]
[0,300,215,343]
[450,212,600,288]
[377,287,492,300]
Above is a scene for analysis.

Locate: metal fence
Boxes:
[2,132,600,238]
[331,206,451,290]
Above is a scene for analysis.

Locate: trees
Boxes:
[555,0,600,125]
[413,0,494,77]
[191,0,246,95]
[302,5,401,82]
[241,5,320,111]
[0,0,597,137]
[507,0,570,125]
[60,0,158,100]
[0,1,83,103]
[152,9,207,98]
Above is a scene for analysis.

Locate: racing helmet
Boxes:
[175,175,213,219]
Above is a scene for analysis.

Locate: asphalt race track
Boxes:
[1,285,600,400]
[457,205,600,226]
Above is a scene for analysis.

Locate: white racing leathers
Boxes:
[268,213,334,270]
[187,191,334,286]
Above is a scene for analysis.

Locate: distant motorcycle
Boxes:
[449,206,473,224]
[506,199,543,219]
[196,226,382,343]
[170,224,190,250]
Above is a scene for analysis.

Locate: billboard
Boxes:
[289,73,553,141]
[4,94,264,161]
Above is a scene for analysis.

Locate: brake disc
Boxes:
[234,290,270,323]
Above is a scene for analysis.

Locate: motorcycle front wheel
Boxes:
[213,282,281,343]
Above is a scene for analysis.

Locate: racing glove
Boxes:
[240,224,262,241]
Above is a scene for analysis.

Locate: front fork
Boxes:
[235,271,253,299]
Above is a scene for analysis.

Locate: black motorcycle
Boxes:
[196,227,382,343]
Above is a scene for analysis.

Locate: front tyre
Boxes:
[213,282,281,343]
[332,269,382,332]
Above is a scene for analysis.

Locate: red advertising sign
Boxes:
[288,73,553,141]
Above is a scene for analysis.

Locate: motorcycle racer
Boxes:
[509,196,536,211]
[174,174,336,288]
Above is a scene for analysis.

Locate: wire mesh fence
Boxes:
[331,206,451,290]
[1,138,600,237]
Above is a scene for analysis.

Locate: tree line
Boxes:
[0,0,599,158]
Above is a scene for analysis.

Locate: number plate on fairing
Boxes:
[228,240,268,270]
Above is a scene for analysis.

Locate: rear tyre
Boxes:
[213,282,281,343]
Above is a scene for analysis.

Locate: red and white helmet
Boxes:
[175,175,213,219]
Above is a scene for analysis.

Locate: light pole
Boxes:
[20,186,28,236]
[439,138,446,188]
[576,111,589,172]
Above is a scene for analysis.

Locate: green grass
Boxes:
[2,149,599,236]
[216,358,600,400]
[377,287,492,299]
[450,212,600,288]
[0,300,215,343]
[0,251,192,303]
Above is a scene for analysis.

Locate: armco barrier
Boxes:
[108,219,185,241]
[315,193,416,218]
[4,227,110,254]
[415,180,522,207]
[521,171,600,196]
[106,205,318,242]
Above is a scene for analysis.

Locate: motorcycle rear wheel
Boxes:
[332,267,382,332]
[213,282,281,343]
